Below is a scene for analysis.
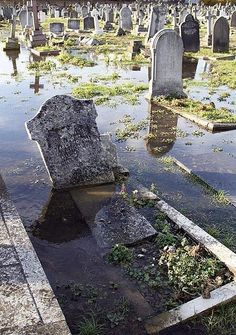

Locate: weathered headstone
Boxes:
[180,14,200,52]
[91,8,103,34]
[26,95,117,189]
[68,19,80,30]
[212,16,229,52]
[120,5,133,32]
[148,29,185,98]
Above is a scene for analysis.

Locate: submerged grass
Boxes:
[57,52,96,67]
[27,60,56,73]
[72,82,148,105]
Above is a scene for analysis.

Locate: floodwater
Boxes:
[0,41,236,334]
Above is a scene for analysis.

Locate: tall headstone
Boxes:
[230,11,236,27]
[180,14,200,52]
[212,16,229,52]
[26,95,117,189]
[120,5,133,32]
[148,29,185,98]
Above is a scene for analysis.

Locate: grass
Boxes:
[154,97,236,123]
[90,72,120,82]
[57,52,96,67]
[193,302,236,335]
[158,156,174,166]
[108,244,133,265]
[72,82,148,105]
[27,60,56,73]
[78,315,104,335]
[209,59,236,89]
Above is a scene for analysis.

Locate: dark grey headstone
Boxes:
[26,95,115,189]
[212,16,229,52]
[83,16,95,30]
[180,14,200,52]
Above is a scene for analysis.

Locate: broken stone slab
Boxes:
[25,95,118,189]
[93,194,157,250]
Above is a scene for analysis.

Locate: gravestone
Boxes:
[83,16,95,30]
[180,14,200,52]
[70,9,78,19]
[68,19,80,30]
[120,5,133,32]
[50,22,64,37]
[230,11,236,27]
[91,8,103,34]
[29,0,46,47]
[149,29,185,98]
[26,95,116,189]
[81,5,88,17]
[146,5,166,43]
[212,16,229,52]
[3,10,20,51]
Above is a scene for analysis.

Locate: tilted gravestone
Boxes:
[26,95,117,189]
[148,29,185,98]
[230,11,236,27]
[212,16,229,52]
[180,14,200,52]
[68,19,80,30]
[83,16,95,30]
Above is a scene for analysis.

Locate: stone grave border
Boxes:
[0,175,71,334]
[171,156,236,208]
[155,102,236,132]
[136,186,236,334]
[30,48,61,57]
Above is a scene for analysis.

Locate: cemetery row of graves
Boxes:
[0,1,236,335]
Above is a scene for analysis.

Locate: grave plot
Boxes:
[0,1,236,335]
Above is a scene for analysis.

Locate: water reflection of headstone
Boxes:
[5,49,20,76]
[32,190,89,243]
[146,103,178,157]
[26,95,118,189]
[30,75,44,94]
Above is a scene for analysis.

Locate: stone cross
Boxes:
[205,9,214,46]
[91,8,103,34]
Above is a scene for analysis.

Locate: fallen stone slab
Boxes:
[93,194,157,250]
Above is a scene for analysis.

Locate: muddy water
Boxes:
[0,42,236,334]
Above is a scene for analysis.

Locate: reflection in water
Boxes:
[182,57,198,79]
[146,103,178,157]
[32,189,90,243]
[30,75,44,94]
[5,49,20,76]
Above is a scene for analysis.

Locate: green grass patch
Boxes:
[57,52,96,67]
[72,82,148,105]
[27,60,56,73]
[209,60,236,89]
